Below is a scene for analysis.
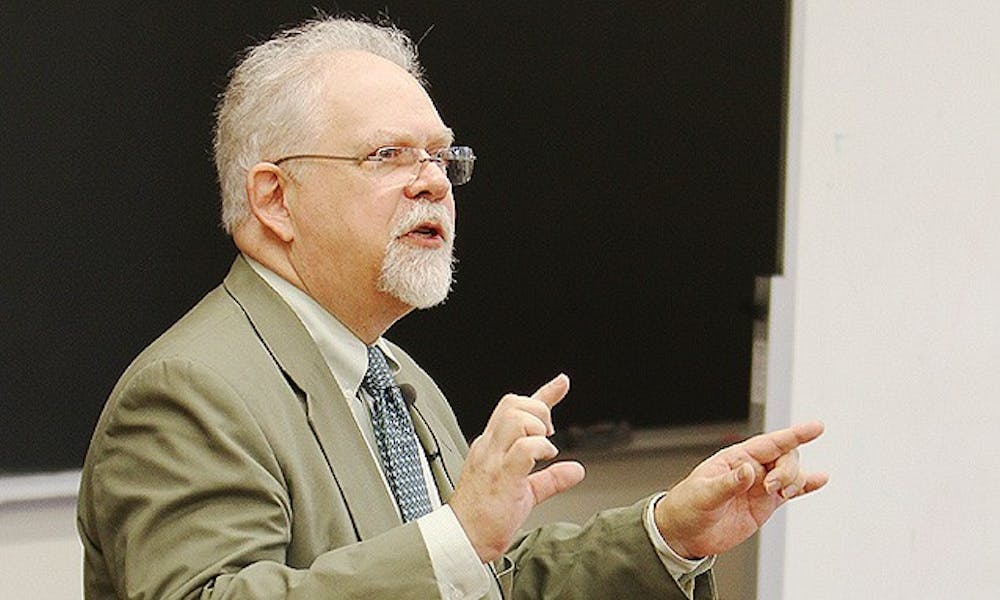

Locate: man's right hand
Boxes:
[448,374,586,563]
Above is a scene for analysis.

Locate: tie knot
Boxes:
[363,346,393,394]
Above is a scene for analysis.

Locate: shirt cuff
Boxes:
[417,505,493,600]
[643,492,717,600]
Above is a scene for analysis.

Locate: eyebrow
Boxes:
[361,126,455,150]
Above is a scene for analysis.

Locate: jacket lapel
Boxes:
[222,256,401,539]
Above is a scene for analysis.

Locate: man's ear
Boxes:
[245,162,295,242]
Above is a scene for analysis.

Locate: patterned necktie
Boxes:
[361,345,434,522]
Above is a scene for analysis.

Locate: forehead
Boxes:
[315,51,452,148]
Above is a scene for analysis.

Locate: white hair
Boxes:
[213,16,424,233]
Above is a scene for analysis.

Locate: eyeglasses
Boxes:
[271,146,476,186]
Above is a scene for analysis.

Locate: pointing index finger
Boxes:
[739,420,825,464]
[531,373,571,409]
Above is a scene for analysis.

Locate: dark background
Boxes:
[1,2,787,473]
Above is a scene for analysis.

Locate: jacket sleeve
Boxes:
[505,497,717,600]
[79,357,440,600]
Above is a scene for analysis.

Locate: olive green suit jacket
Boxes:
[78,256,716,599]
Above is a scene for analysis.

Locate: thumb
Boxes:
[527,460,586,505]
[703,462,755,506]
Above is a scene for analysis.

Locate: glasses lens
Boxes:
[444,146,475,186]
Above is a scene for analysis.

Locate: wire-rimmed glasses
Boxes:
[271,146,476,186]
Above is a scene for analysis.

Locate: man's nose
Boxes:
[404,157,451,202]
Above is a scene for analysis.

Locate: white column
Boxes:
[763,1,1000,597]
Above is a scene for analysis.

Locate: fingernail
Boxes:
[765,478,780,494]
[734,463,751,484]
[781,485,799,499]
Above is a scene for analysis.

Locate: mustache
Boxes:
[390,201,455,243]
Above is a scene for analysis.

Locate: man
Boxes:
[78,16,827,599]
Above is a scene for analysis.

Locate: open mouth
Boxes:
[399,220,448,246]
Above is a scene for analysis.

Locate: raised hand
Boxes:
[655,421,829,559]
[448,374,586,562]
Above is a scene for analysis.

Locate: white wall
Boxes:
[0,472,82,598]
[764,1,1000,598]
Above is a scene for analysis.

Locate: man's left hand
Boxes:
[654,421,829,559]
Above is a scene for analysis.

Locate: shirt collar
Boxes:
[244,255,400,398]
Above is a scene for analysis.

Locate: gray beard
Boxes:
[376,203,456,309]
